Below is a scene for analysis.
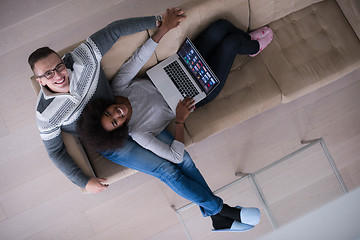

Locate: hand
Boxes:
[175,97,195,123]
[161,7,186,31]
[85,177,109,193]
[152,7,186,43]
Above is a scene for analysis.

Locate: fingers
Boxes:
[86,177,109,193]
[165,7,186,28]
[96,184,108,193]
[174,7,186,19]
[176,97,195,122]
[97,178,108,183]
[98,178,109,186]
[96,178,109,193]
[168,7,186,15]
[180,97,195,110]
[99,183,109,190]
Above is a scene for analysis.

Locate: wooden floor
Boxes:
[1,0,360,239]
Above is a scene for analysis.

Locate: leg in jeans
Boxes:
[100,131,223,217]
[156,130,214,194]
[193,19,259,107]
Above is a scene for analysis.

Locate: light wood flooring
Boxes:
[0,0,359,239]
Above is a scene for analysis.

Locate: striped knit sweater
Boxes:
[35,17,157,188]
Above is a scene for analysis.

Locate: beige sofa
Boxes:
[31,0,360,190]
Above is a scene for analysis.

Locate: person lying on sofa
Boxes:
[77,17,273,231]
[27,7,186,194]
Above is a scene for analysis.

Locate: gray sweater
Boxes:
[112,38,185,163]
[35,17,157,188]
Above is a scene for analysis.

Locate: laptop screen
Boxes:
[177,38,219,95]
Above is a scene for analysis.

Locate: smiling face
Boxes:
[33,53,70,93]
[101,103,130,131]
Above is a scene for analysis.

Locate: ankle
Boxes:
[249,28,273,57]
[219,204,241,222]
[211,214,234,230]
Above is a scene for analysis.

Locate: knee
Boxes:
[206,19,232,33]
[221,33,246,54]
[180,151,197,169]
[227,32,241,43]
[212,19,231,28]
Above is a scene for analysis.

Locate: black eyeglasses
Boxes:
[37,62,66,79]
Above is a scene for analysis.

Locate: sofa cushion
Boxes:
[62,132,96,179]
[184,56,282,144]
[260,0,360,102]
[248,0,323,30]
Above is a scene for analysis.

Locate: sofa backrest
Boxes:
[153,0,250,62]
[248,0,324,30]
[336,0,360,40]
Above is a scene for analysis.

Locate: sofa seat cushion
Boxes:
[260,0,360,102]
[184,56,282,144]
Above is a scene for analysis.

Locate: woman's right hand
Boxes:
[161,7,186,31]
[152,7,186,43]
[175,97,195,123]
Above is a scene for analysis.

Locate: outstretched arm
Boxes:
[112,7,186,92]
[89,16,157,56]
[42,134,90,187]
[43,134,109,193]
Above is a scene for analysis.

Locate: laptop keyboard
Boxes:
[164,61,199,98]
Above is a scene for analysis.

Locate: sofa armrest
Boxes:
[336,0,360,40]
[61,132,97,193]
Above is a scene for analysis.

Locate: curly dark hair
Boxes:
[77,98,129,151]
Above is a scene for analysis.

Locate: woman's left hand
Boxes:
[175,97,195,123]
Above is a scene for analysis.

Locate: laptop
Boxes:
[146,38,220,113]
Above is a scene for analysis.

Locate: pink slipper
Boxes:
[249,28,273,57]
[249,26,271,41]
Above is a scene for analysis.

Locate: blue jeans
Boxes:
[101,129,223,217]
[194,19,260,107]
